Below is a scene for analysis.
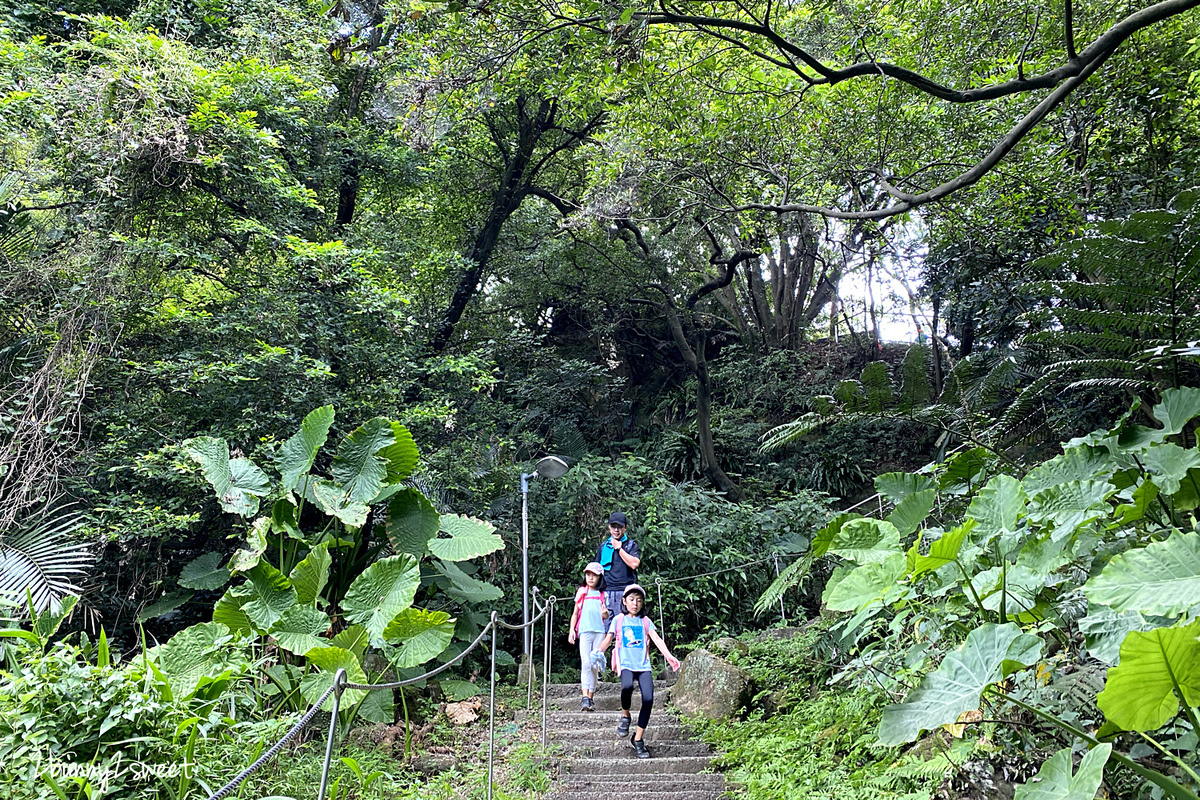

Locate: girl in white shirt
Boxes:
[567,562,609,711]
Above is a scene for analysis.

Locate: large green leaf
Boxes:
[1078,605,1174,665]
[242,563,297,632]
[357,686,394,723]
[908,519,975,578]
[178,552,230,591]
[146,622,239,700]
[1141,443,1200,495]
[270,604,330,656]
[436,560,504,604]
[810,512,863,558]
[968,475,1027,552]
[310,479,370,528]
[1151,387,1200,438]
[211,585,253,633]
[875,472,936,504]
[383,608,456,668]
[289,543,331,606]
[331,418,395,505]
[428,515,504,562]
[823,554,908,612]
[342,554,421,645]
[270,498,302,540]
[939,448,991,493]
[1014,745,1111,800]
[877,623,1043,745]
[385,489,440,557]
[277,405,335,490]
[968,566,1044,615]
[380,422,419,483]
[1096,618,1200,731]
[1027,480,1115,541]
[228,517,270,573]
[331,624,369,660]
[1083,532,1200,616]
[301,646,367,709]
[826,518,902,565]
[1112,479,1159,525]
[1023,447,1116,493]
[185,437,270,517]
[886,489,936,537]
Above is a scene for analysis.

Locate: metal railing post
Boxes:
[541,598,552,750]
[317,668,346,800]
[655,578,665,640]
[487,612,498,800]
[772,554,787,623]
[527,587,539,710]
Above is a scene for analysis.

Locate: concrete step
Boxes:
[549,724,687,742]
[555,773,725,790]
[547,693,670,712]
[558,739,712,758]
[542,710,678,726]
[563,756,713,775]
[543,681,673,698]
[547,791,723,800]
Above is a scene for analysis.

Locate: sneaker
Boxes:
[581,696,594,712]
[616,715,630,736]
[632,736,650,759]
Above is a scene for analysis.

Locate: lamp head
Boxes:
[534,455,569,479]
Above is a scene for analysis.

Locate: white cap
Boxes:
[584,562,604,575]
[622,583,646,598]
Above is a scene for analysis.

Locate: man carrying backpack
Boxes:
[595,511,640,623]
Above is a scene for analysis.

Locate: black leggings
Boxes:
[620,669,654,729]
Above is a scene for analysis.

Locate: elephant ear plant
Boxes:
[760,387,1200,800]
[159,405,504,730]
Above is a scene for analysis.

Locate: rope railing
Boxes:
[205,446,978,800]
[202,595,559,800]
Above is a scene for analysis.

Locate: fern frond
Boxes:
[754,554,811,615]
[760,413,830,452]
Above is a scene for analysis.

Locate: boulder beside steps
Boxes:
[534,682,724,800]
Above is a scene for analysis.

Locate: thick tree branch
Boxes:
[637,0,1198,102]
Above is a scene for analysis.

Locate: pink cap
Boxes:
[622,583,646,598]
[584,562,604,575]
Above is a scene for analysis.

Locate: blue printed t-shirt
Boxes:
[608,613,656,672]
[575,587,607,634]
[595,538,640,591]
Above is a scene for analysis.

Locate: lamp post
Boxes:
[520,455,569,659]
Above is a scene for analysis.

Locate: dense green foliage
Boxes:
[763,388,1200,798]
[3,0,1200,796]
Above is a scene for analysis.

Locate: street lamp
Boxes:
[520,455,569,659]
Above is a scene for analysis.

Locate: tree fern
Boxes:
[995,190,1200,444]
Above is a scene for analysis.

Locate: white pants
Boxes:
[578,630,605,692]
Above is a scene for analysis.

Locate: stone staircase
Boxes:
[530,681,726,800]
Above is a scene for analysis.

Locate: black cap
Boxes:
[608,511,628,526]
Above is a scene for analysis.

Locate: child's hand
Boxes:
[667,655,681,672]
[601,608,610,619]
[568,631,576,644]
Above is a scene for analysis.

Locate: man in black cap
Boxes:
[595,511,640,622]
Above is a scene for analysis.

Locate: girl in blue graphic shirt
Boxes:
[592,583,680,758]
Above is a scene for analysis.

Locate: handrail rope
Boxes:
[342,618,496,692]
[342,599,555,692]
[207,598,558,800]
[203,681,338,800]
